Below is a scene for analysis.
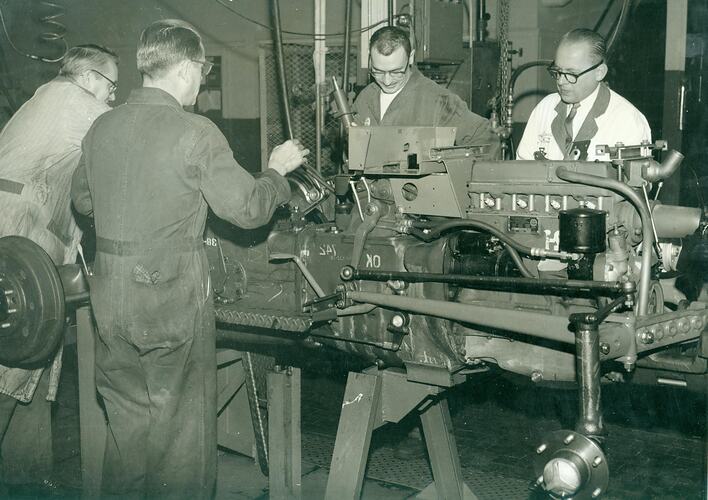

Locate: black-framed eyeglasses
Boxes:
[368,63,409,80]
[546,60,604,84]
[191,59,214,78]
[90,69,117,93]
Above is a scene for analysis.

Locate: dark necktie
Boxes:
[565,103,580,146]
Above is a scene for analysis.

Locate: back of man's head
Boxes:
[59,44,118,78]
[369,26,411,57]
[558,28,606,64]
[137,19,203,79]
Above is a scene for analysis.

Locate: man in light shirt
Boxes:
[0,44,117,494]
[516,29,651,161]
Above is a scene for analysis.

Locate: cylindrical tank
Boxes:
[559,208,607,254]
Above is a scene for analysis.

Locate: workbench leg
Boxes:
[76,305,106,498]
[324,371,382,500]
[417,398,477,500]
[267,366,301,500]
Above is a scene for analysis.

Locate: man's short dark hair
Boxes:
[59,45,118,78]
[137,19,204,78]
[369,26,411,57]
[559,29,606,64]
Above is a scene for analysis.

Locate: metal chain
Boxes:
[495,0,511,117]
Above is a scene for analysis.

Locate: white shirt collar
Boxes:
[572,83,601,111]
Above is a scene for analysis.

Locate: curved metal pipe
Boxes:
[509,60,553,97]
[503,59,553,141]
[556,167,652,316]
[605,0,632,58]
[642,150,684,183]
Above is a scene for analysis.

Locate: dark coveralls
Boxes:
[351,66,497,151]
[70,88,290,498]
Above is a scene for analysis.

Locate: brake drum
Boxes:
[0,236,65,367]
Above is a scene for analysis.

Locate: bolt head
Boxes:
[391,314,405,328]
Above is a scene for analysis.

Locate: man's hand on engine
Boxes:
[268,139,310,176]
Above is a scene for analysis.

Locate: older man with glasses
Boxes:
[351,25,497,153]
[71,18,307,498]
[517,28,651,161]
[0,43,117,495]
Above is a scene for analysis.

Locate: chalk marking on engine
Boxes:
[342,393,364,408]
[267,284,283,302]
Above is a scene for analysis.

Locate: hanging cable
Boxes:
[0,1,67,63]
[215,0,404,37]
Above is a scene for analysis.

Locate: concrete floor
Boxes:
[44,344,707,499]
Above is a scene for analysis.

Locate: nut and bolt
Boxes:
[639,330,654,344]
[536,444,547,454]
[563,434,575,445]
[531,371,543,383]
[600,343,610,355]
[592,456,603,467]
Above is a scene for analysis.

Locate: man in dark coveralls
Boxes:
[71,19,308,498]
[352,25,497,151]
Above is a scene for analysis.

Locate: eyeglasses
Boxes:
[90,69,117,93]
[546,60,604,84]
[369,65,408,80]
[191,59,214,78]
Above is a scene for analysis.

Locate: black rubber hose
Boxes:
[413,219,534,254]
[409,223,535,278]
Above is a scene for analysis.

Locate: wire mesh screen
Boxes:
[260,43,357,177]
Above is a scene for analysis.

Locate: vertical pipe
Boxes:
[342,0,353,93]
[271,0,294,140]
[574,320,603,439]
[314,0,326,173]
[476,0,486,42]
[387,0,394,26]
[338,0,354,170]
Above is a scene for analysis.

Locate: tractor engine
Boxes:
[206,126,707,498]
